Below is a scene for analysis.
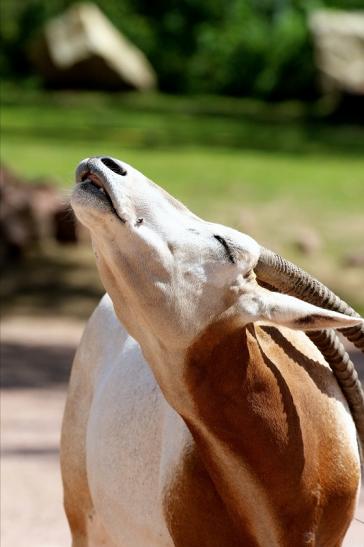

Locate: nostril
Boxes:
[101,157,127,176]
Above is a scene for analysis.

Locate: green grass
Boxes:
[2,90,364,315]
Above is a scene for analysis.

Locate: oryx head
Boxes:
[71,156,363,352]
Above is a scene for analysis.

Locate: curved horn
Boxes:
[255,247,364,352]
[308,329,364,452]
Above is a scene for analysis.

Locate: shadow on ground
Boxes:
[1,342,75,388]
[1,244,103,319]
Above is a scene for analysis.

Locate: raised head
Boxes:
[71,155,363,355]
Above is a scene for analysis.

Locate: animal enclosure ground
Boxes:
[0,318,83,547]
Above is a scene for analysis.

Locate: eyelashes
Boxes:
[213,235,235,264]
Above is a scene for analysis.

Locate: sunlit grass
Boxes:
[3,133,363,214]
[2,90,363,315]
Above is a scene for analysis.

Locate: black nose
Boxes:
[101,157,127,176]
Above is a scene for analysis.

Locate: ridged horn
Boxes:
[308,329,364,452]
[255,247,364,452]
[255,247,364,352]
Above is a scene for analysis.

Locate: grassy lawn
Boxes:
[2,90,364,315]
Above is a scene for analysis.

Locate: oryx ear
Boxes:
[240,287,363,331]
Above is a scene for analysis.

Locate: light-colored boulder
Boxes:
[31,2,156,90]
[309,10,364,95]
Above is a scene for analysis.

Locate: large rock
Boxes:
[0,166,79,262]
[0,166,38,260]
[309,10,364,95]
[31,2,157,90]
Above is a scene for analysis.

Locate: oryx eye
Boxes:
[213,235,235,264]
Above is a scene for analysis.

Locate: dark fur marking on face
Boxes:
[295,314,326,326]
[213,235,235,264]
[243,269,255,280]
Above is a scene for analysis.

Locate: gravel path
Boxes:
[1,317,363,546]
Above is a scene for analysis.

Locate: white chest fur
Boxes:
[86,322,192,547]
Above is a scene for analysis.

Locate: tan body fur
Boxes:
[61,295,360,547]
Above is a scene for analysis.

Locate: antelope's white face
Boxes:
[71,156,260,348]
[71,156,362,353]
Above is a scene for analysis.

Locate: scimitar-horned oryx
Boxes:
[62,156,364,547]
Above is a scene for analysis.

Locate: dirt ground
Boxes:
[1,316,364,547]
[1,317,81,547]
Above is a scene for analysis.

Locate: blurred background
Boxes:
[1,1,363,546]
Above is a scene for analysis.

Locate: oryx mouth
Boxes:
[79,170,126,223]
[81,171,108,196]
